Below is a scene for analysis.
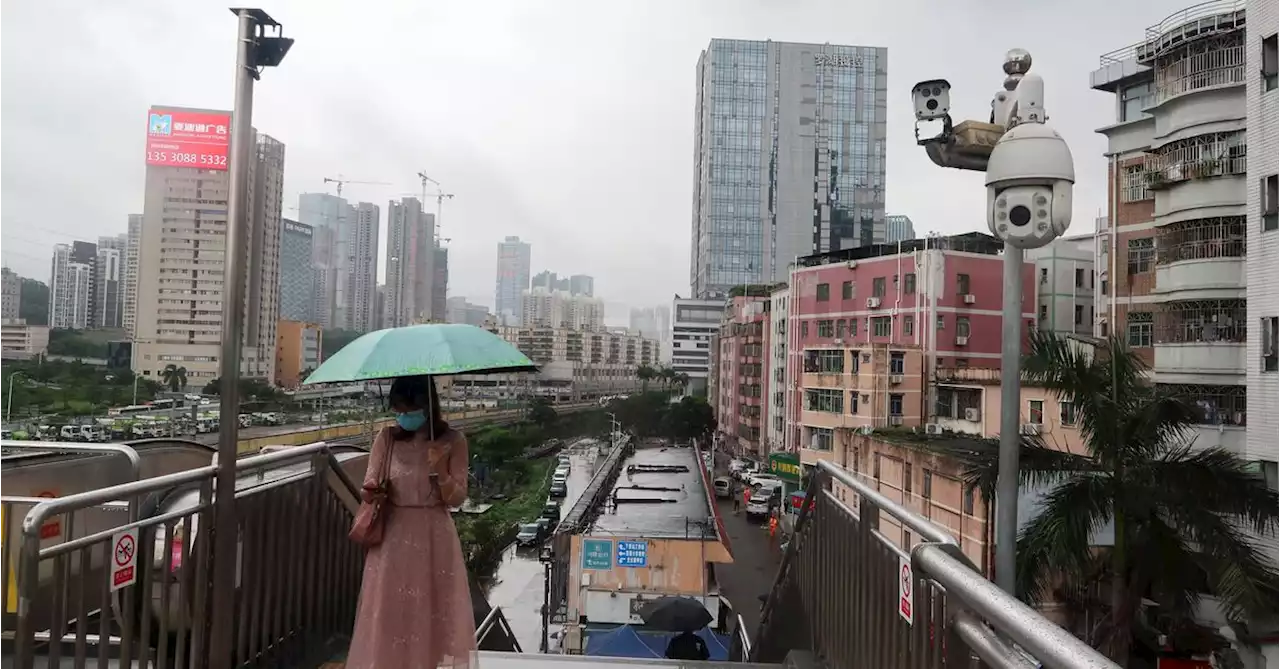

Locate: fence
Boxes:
[7,443,363,669]
[752,459,1119,669]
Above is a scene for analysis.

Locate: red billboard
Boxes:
[145,108,231,170]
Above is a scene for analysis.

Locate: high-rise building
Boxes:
[48,244,92,330]
[446,296,491,326]
[384,197,436,327]
[93,247,124,328]
[495,236,531,321]
[1025,235,1096,336]
[532,270,567,292]
[629,305,672,361]
[432,247,449,322]
[279,219,315,322]
[569,274,594,297]
[884,215,916,243]
[690,39,888,298]
[133,105,284,385]
[1245,0,1278,570]
[350,202,380,332]
[298,192,356,330]
[1,267,20,321]
[1092,3,1249,459]
[124,214,142,337]
[520,287,603,330]
[275,319,322,389]
[671,297,725,395]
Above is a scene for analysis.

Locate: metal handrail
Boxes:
[754,459,1120,669]
[0,441,143,491]
[475,605,524,653]
[733,613,751,659]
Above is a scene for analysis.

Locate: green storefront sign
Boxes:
[769,453,801,484]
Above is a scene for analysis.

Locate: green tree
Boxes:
[161,364,187,392]
[664,395,715,444]
[18,278,49,325]
[528,398,558,429]
[635,364,656,392]
[964,332,1277,664]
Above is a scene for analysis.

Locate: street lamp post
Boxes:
[6,372,26,423]
[208,9,292,668]
[910,50,1074,594]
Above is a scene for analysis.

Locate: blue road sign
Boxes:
[616,540,648,568]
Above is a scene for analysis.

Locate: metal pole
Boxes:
[209,9,257,667]
[540,559,552,653]
[5,373,18,423]
[995,245,1024,595]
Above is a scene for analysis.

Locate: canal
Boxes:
[483,438,605,652]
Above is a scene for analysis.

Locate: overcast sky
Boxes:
[1,0,1186,320]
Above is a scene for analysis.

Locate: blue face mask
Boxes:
[395,409,427,432]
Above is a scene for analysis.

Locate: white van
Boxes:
[552,470,568,484]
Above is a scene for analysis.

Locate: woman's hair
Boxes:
[387,375,450,440]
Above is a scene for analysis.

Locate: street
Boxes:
[713,490,783,637]
[483,438,605,652]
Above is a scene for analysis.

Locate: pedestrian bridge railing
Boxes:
[752,459,1120,669]
[4,441,364,669]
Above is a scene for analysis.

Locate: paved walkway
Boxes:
[713,496,783,636]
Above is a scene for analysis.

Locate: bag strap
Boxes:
[375,429,396,486]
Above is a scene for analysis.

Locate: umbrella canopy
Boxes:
[637,596,714,633]
[302,323,537,384]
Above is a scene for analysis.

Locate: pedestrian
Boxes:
[345,375,476,669]
[732,482,742,513]
[768,514,779,549]
[742,487,752,512]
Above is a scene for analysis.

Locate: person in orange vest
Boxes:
[742,487,752,511]
[768,514,779,548]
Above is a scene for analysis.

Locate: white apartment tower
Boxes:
[124,214,142,337]
[495,236,531,323]
[350,202,380,332]
[384,197,436,328]
[1245,0,1279,570]
[133,109,285,386]
[48,244,92,330]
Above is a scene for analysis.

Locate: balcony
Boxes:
[1152,216,1246,298]
[1152,299,1247,380]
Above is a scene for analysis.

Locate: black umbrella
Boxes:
[638,596,714,633]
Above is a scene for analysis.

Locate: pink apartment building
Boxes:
[784,233,1037,460]
[714,296,770,457]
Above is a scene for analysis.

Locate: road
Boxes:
[483,438,605,652]
[713,496,783,636]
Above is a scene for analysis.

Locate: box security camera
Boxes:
[911,79,951,121]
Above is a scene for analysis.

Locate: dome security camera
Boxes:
[984,121,1074,250]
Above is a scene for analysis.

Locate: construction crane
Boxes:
[416,171,455,242]
[323,176,391,198]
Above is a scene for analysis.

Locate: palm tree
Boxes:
[657,365,677,392]
[160,364,187,393]
[636,364,656,392]
[673,372,690,395]
[964,331,1277,665]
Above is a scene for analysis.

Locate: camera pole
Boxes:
[912,49,1074,596]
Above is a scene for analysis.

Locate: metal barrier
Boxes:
[9,442,362,669]
[752,459,1119,669]
[475,605,524,653]
[0,441,144,496]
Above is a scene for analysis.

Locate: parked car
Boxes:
[516,522,545,547]
[549,480,568,498]
[540,502,561,526]
[746,491,772,520]
[713,477,733,499]
[749,473,781,489]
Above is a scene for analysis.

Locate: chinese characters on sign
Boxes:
[145,108,232,171]
[814,53,863,68]
[616,540,648,568]
[582,538,613,570]
[111,528,139,592]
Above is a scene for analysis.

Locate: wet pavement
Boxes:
[484,439,607,652]
[713,491,783,637]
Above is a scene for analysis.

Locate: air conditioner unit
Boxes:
[833,338,845,346]
[888,415,904,427]
[866,297,881,308]
[963,294,976,304]
[889,374,904,384]
[1020,423,1042,436]
[963,407,981,422]
[924,423,942,435]
[846,260,858,269]
[955,336,969,346]
[857,426,874,435]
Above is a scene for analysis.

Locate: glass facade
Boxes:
[279,219,315,322]
[691,39,888,299]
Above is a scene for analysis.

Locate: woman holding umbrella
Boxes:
[303,323,541,669]
[345,375,476,668]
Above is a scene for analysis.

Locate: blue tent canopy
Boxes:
[584,624,730,661]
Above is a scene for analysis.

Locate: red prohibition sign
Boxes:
[901,564,912,596]
[114,534,136,567]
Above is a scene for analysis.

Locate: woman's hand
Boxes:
[426,442,452,474]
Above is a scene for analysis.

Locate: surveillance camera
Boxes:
[911,79,951,121]
[984,122,1075,250]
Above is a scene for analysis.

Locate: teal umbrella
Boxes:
[302,323,538,384]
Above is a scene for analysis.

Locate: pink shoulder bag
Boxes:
[349,435,396,547]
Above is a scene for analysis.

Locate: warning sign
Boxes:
[110,529,138,591]
[898,554,913,625]
[36,491,60,540]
